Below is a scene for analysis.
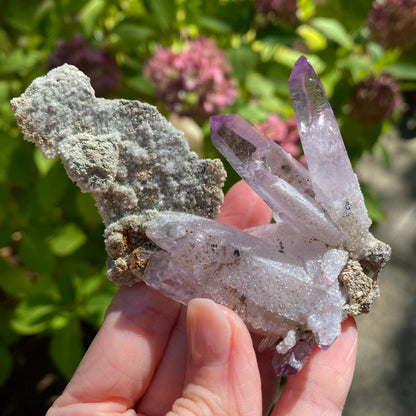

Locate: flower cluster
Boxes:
[367,0,416,50]
[256,114,304,162]
[254,0,298,25]
[49,34,121,97]
[350,74,402,124]
[144,36,237,122]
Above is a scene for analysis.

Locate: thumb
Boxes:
[167,298,262,416]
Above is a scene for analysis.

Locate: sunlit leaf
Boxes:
[297,0,316,21]
[33,147,56,176]
[297,24,327,51]
[47,224,87,257]
[11,295,59,335]
[0,49,43,75]
[81,292,114,327]
[310,17,353,49]
[50,319,84,380]
[79,0,106,36]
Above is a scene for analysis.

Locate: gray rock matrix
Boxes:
[11,64,226,285]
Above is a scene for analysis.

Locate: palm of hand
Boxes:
[47,182,357,416]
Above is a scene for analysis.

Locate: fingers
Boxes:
[168,298,262,416]
[271,316,358,416]
[48,284,181,415]
[136,305,188,415]
[217,180,273,230]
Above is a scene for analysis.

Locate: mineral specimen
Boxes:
[143,56,391,375]
[11,57,391,377]
[10,64,226,285]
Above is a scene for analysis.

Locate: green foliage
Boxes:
[0,0,409,384]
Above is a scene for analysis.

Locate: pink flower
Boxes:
[256,114,305,164]
[350,73,402,124]
[144,36,237,122]
[367,0,416,50]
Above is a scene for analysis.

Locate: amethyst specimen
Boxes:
[144,57,391,375]
[11,57,391,377]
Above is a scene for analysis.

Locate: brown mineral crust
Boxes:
[339,259,381,316]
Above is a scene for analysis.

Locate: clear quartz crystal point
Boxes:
[288,56,371,250]
[210,114,343,246]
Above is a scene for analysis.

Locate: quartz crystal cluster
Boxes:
[143,57,391,375]
[11,57,390,376]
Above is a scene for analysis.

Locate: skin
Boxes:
[47,181,358,416]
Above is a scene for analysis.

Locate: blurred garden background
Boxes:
[0,0,415,414]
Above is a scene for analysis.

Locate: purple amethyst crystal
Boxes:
[143,56,391,375]
[272,340,315,376]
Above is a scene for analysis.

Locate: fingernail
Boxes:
[188,298,231,365]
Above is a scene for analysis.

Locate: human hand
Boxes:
[47,181,357,416]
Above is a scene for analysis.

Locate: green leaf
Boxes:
[297,24,327,51]
[338,55,372,83]
[143,0,175,29]
[79,0,106,36]
[366,42,385,62]
[227,46,257,81]
[297,0,316,21]
[125,75,156,96]
[197,16,232,34]
[81,292,114,327]
[362,185,384,223]
[33,147,56,176]
[50,319,84,380]
[47,223,87,257]
[36,161,68,211]
[11,294,59,335]
[237,104,269,122]
[76,193,102,227]
[320,68,343,99]
[0,183,9,224]
[259,96,289,115]
[0,258,31,297]
[246,73,276,97]
[310,17,354,49]
[384,63,416,80]
[272,47,326,74]
[57,273,76,305]
[0,49,43,75]
[18,235,55,275]
[114,21,155,42]
[0,342,13,385]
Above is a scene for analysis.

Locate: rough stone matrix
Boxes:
[10,64,226,285]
